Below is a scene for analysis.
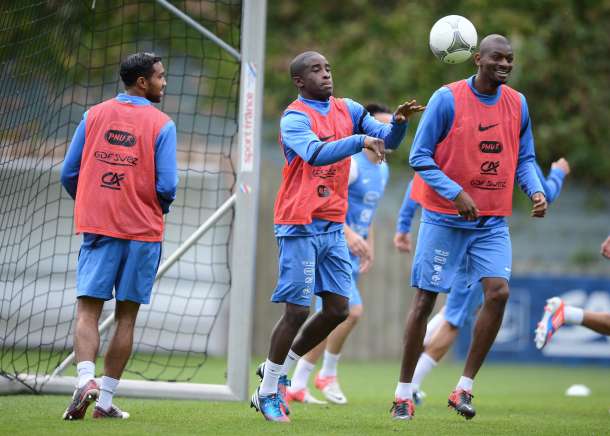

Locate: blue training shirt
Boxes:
[61,93,178,214]
[409,76,544,230]
[275,95,407,237]
[397,163,567,234]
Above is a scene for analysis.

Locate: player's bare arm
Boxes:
[393,99,426,124]
[453,190,479,221]
[530,192,547,218]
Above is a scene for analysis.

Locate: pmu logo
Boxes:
[100,172,125,190]
[480,160,500,175]
[104,129,136,147]
[479,141,503,153]
[317,185,331,197]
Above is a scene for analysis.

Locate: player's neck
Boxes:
[473,74,499,95]
[125,88,147,98]
[299,91,330,102]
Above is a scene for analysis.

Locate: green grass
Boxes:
[2,359,610,435]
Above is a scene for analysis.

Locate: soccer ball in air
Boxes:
[429,15,477,64]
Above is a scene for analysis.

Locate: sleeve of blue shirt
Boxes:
[534,162,566,204]
[280,110,364,166]
[155,120,179,214]
[396,178,421,233]
[408,88,463,200]
[60,112,88,200]
[515,94,544,198]
[343,98,407,150]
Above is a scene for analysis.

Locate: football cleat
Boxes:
[255,362,291,415]
[412,389,427,406]
[62,379,99,420]
[535,297,565,350]
[448,389,476,420]
[285,387,327,404]
[314,373,347,405]
[250,386,290,422]
[390,398,415,420]
[92,404,130,419]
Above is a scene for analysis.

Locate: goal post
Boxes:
[0,0,266,401]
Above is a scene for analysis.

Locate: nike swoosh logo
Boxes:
[478,123,499,132]
[320,135,334,141]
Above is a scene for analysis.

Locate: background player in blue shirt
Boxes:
[395,157,570,402]
[286,104,394,405]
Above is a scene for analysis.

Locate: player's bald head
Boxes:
[479,34,511,56]
[289,51,325,78]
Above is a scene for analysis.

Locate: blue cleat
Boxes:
[534,297,565,350]
[250,386,290,422]
[256,362,291,416]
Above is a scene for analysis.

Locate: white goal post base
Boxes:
[0,375,240,401]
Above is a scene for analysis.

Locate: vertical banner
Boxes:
[239,62,256,173]
[455,276,610,364]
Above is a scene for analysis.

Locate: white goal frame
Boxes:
[0,0,266,401]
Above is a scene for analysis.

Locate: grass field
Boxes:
[1,358,609,435]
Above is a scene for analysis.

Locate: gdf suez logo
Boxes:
[100,172,125,190]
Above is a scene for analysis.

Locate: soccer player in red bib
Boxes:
[390,35,548,421]
[251,51,423,422]
[60,53,177,420]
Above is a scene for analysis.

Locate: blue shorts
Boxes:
[443,262,484,328]
[272,230,352,307]
[77,234,162,304]
[315,253,362,311]
[411,223,511,293]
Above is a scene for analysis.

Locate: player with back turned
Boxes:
[390,35,547,421]
[251,50,424,422]
[60,52,178,420]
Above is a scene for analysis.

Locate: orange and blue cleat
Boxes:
[250,386,290,422]
[535,297,565,350]
[448,388,476,419]
[390,397,415,420]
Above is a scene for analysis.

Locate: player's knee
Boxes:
[347,305,364,323]
[284,305,310,327]
[324,303,349,325]
[412,290,436,321]
[485,280,509,306]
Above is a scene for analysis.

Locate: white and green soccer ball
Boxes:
[429,15,478,64]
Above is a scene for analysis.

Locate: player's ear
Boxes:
[292,75,304,90]
[473,52,481,67]
[135,75,148,91]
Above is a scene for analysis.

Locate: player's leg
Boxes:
[92,299,140,419]
[392,222,465,420]
[92,238,160,419]
[252,236,315,422]
[63,234,117,420]
[535,297,610,349]
[315,303,363,405]
[450,227,511,420]
[286,295,327,404]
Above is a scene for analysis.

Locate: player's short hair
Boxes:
[289,51,321,78]
[120,52,162,87]
[365,103,391,116]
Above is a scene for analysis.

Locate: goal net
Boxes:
[0,0,264,400]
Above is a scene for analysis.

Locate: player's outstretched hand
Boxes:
[530,192,547,218]
[393,99,426,124]
[551,157,571,175]
[453,190,479,221]
[393,232,412,254]
[363,136,385,163]
[601,235,610,259]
